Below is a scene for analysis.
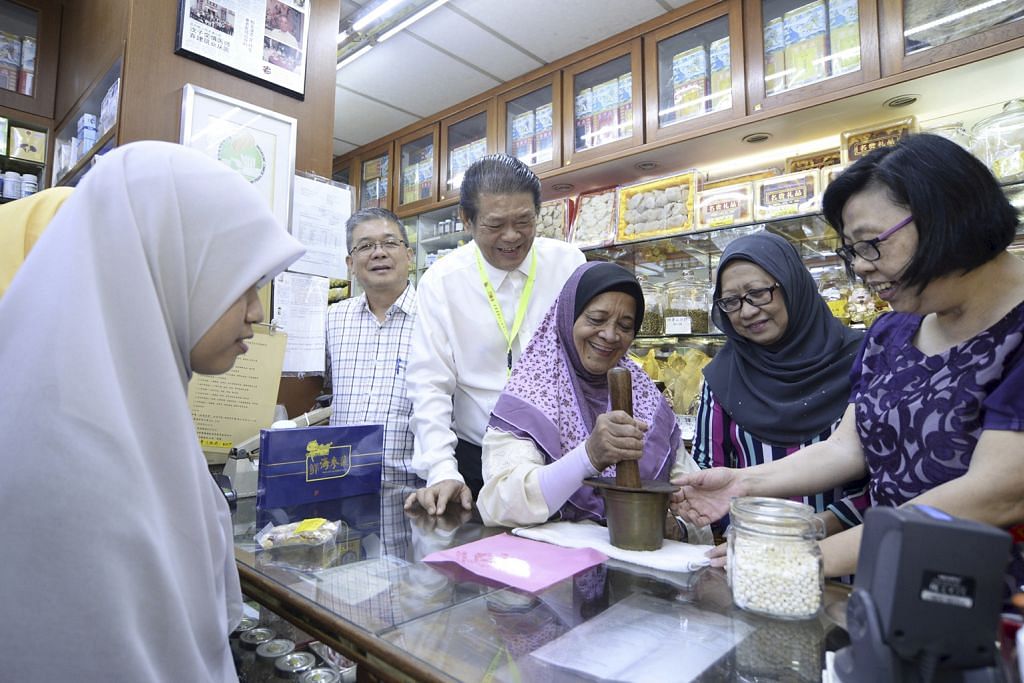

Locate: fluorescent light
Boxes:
[352,0,405,31]
[336,29,350,44]
[337,44,373,70]
[379,0,449,42]
[904,0,1010,37]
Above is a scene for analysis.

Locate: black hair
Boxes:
[575,262,645,333]
[459,154,541,225]
[345,207,408,251]
[822,133,1019,291]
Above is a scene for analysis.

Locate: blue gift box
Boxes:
[256,424,383,510]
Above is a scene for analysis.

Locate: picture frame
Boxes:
[175,0,311,99]
[180,83,297,230]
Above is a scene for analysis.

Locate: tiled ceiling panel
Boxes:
[334,86,420,146]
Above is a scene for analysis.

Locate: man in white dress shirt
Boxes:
[404,155,585,515]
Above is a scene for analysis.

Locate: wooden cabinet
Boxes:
[497,72,562,175]
[643,0,746,142]
[394,123,438,216]
[878,0,1024,76]
[0,0,59,119]
[742,0,880,113]
[439,100,495,203]
[51,56,121,187]
[561,38,643,166]
[352,141,392,211]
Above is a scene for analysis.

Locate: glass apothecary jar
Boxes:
[639,279,665,336]
[664,275,710,334]
[727,497,825,619]
[924,121,971,151]
[971,100,1024,184]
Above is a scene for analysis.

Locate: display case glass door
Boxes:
[562,39,643,165]
[396,124,438,215]
[879,0,1024,75]
[0,0,58,118]
[644,0,745,142]
[744,0,880,112]
[498,73,561,175]
[440,101,494,202]
[358,145,391,210]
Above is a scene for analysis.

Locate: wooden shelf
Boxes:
[53,125,116,187]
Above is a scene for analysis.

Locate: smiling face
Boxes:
[466,192,537,271]
[718,261,788,346]
[572,291,637,375]
[346,218,412,296]
[840,183,919,311]
[190,285,263,375]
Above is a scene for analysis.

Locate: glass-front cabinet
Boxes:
[395,124,438,215]
[644,0,745,142]
[743,0,880,112]
[562,39,643,165]
[879,0,1024,75]
[0,0,58,118]
[439,101,494,203]
[498,72,561,175]
[354,142,391,210]
[401,202,465,282]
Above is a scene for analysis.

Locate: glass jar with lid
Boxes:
[274,651,317,681]
[255,639,296,683]
[727,497,825,620]
[664,274,710,334]
[971,99,1024,183]
[238,627,276,677]
[925,121,971,151]
[816,265,851,326]
[638,278,665,336]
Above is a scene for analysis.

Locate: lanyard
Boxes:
[475,245,537,376]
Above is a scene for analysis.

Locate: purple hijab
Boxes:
[489,261,678,522]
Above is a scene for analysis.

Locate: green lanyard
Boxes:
[474,245,537,377]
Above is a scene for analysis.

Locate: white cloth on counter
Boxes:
[513,520,713,572]
[407,237,585,486]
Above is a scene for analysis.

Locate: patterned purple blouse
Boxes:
[853,303,1024,594]
[851,303,1024,509]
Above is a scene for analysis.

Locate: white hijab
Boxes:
[0,141,304,681]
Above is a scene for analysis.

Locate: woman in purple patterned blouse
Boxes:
[671,134,1024,584]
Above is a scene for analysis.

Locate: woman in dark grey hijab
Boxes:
[692,231,867,534]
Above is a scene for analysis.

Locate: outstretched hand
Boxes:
[586,410,648,472]
[669,467,745,527]
[404,479,472,516]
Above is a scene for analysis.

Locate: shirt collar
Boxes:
[359,282,415,317]
[476,241,535,285]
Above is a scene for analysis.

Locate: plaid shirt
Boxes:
[325,285,422,487]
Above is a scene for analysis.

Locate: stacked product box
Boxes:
[534,103,553,165]
[783,1,828,89]
[0,115,7,155]
[616,73,633,139]
[764,17,787,95]
[510,110,535,163]
[672,46,708,122]
[617,170,698,243]
[416,145,433,202]
[828,0,861,76]
[0,31,19,92]
[99,77,121,134]
[569,187,617,248]
[592,78,619,146]
[698,183,754,230]
[78,112,98,157]
[18,36,34,96]
[574,88,593,150]
[753,171,821,220]
[708,37,731,113]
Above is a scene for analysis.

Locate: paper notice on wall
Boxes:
[288,174,352,278]
[273,270,328,373]
[188,324,287,462]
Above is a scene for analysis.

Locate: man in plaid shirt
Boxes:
[325,208,422,487]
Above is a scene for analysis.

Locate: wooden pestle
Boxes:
[608,366,642,489]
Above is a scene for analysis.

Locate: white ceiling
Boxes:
[332,0,695,156]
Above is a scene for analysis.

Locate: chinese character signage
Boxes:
[175,0,311,99]
[257,424,383,509]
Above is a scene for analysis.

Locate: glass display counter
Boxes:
[234,484,853,682]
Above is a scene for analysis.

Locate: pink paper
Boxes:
[423,532,607,593]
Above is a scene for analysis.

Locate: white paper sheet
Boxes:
[288,174,352,279]
[272,271,328,373]
[530,593,752,682]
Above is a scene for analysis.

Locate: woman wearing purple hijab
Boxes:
[478,262,707,536]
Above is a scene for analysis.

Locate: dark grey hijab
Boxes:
[703,232,864,445]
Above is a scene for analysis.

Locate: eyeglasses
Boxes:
[835,216,913,265]
[715,283,781,314]
[349,238,407,256]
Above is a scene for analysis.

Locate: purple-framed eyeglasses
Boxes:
[835,215,913,265]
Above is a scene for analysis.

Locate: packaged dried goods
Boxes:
[784,147,840,173]
[698,183,753,230]
[569,187,617,248]
[536,197,572,240]
[616,170,698,243]
[753,171,820,220]
[840,116,917,164]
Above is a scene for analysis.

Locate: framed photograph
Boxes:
[175,0,311,99]
[180,83,297,229]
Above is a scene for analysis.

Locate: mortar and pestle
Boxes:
[585,366,678,551]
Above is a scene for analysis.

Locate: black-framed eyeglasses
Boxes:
[835,215,913,265]
[349,238,407,256]
[715,283,781,314]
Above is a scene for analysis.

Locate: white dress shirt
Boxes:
[408,237,585,486]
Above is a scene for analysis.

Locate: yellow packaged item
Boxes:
[640,349,661,381]
[783,1,828,89]
[617,170,698,243]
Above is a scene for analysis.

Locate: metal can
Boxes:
[238,627,275,677]
[273,651,316,680]
[254,639,295,683]
[298,669,341,683]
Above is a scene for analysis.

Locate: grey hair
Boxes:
[459,154,541,225]
[345,207,408,251]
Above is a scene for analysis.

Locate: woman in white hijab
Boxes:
[0,141,304,681]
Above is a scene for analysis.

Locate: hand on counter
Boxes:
[670,467,746,527]
[705,542,727,569]
[404,479,473,516]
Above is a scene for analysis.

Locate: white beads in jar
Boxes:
[727,497,825,620]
